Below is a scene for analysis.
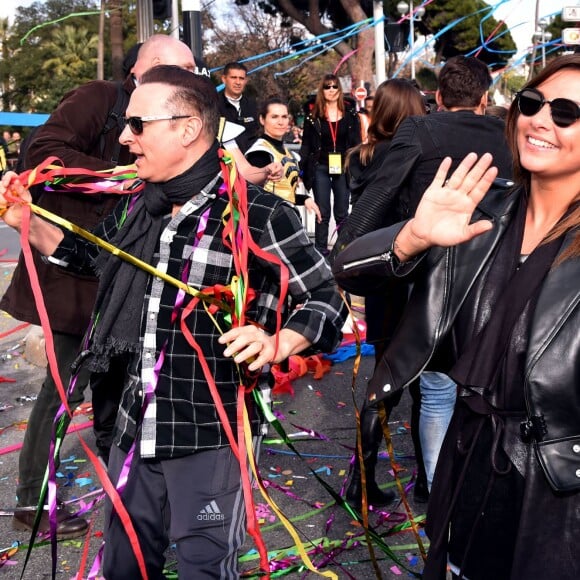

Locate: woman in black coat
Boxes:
[333,54,580,580]
[345,79,426,207]
[341,79,429,508]
[299,74,361,254]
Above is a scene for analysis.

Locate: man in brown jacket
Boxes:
[1,34,197,538]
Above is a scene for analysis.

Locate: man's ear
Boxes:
[183,116,203,145]
[479,92,489,111]
[435,90,443,109]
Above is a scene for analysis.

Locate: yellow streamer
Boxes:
[29,203,229,311]
[242,406,338,579]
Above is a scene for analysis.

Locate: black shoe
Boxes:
[413,476,430,504]
[345,479,397,509]
[13,502,89,539]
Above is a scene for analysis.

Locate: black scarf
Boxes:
[450,193,564,393]
[87,141,221,372]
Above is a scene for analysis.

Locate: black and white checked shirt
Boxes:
[53,176,347,459]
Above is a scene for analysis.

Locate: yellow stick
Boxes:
[29,203,229,311]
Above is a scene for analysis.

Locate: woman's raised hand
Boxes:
[399,153,498,257]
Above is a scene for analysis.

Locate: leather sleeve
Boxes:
[331,221,424,296]
[525,261,580,492]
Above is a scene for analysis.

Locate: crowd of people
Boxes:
[0,37,578,580]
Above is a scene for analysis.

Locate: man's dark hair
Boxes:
[437,56,492,109]
[140,65,220,140]
[223,61,248,75]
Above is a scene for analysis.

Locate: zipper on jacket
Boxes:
[340,251,392,271]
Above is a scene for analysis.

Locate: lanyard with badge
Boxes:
[327,118,342,175]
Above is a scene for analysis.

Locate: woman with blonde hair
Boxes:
[334,53,580,579]
[299,74,361,254]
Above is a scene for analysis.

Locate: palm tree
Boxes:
[42,25,99,78]
[109,0,125,80]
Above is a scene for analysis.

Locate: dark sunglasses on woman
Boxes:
[516,87,580,128]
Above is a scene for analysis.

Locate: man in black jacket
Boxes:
[337,56,513,242]
[217,61,259,153]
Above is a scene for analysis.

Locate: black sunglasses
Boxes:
[323,84,339,90]
[516,88,580,128]
[124,115,191,135]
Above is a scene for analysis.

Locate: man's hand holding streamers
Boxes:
[0,172,32,229]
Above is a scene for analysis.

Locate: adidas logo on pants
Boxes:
[197,500,225,521]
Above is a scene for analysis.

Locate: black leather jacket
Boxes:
[333,185,580,492]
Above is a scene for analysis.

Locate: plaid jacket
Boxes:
[53,176,347,459]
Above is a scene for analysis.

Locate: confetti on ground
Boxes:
[75,478,93,487]
[15,395,37,404]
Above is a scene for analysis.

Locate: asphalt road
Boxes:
[0,252,429,579]
[0,224,20,262]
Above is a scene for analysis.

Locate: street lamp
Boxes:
[397,0,426,80]
[533,18,553,69]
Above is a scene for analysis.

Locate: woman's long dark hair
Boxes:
[505,53,580,262]
[347,78,426,167]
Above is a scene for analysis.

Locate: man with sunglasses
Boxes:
[332,55,515,503]
[0,65,347,578]
[0,34,199,539]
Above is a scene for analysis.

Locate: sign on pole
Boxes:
[563,27,580,44]
[354,86,368,101]
[563,6,580,22]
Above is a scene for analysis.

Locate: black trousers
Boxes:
[17,332,88,506]
[17,334,126,506]
[103,442,258,579]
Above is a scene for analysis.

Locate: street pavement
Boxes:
[0,259,429,579]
